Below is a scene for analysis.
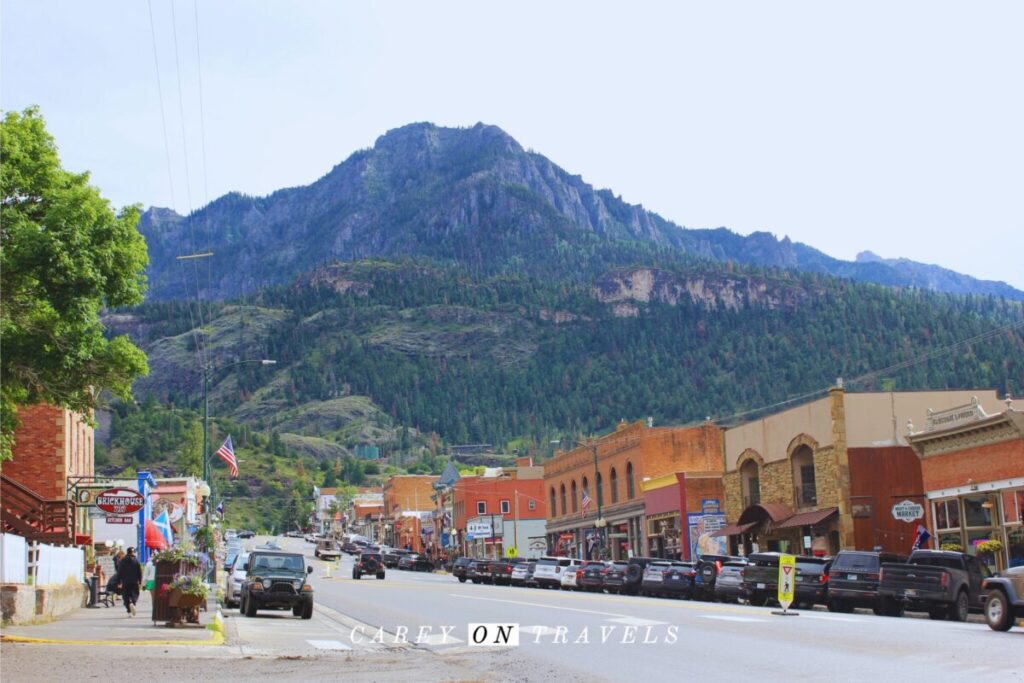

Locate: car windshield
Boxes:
[833,552,880,570]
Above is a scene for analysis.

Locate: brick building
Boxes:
[452,460,546,559]
[543,420,724,561]
[2,405,94,544]
[907,395,1024,571]
[383,475,438,552]
[718,386,1003,557]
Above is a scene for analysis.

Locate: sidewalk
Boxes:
[0,589,222,646]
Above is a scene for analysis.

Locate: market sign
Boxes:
[891,500,924,523]
[96,488,145,515]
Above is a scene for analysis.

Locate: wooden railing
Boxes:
[0,475,76,545]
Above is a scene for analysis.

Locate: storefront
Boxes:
[908,397,1024,572]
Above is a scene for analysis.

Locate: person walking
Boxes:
[117,547,143,617]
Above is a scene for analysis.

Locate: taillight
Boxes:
[940,573,949,587]
[865,572,879,581]
[577,569,584,579]
[879,568,885,582]
[820,573,828,584]
[689,569,697,577]
[741,568,747,579]
[600,569,608,576]
[715,560,722,572]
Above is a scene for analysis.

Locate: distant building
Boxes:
[355,444,380,460]
[383,475,439,552]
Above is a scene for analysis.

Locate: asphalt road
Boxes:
[228,537,1024,683]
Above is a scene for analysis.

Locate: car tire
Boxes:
[377,572,385,580]
[458,576,466,583]
[948,590,969,622]
[984,589,1014,631]
[301,601,313,620]
[353,571,361,580]
[292,604,302,617]
[244,595,257,617]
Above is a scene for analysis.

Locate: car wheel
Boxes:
[377,572,385,580]
[984,590,1014,631]
[244,595,258,617]
[948,590,969,622]
[292,604,302,617]
[353,571,361,580]
[458,576,466,583]
[301,601,313,619]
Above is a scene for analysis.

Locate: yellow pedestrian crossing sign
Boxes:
[777,554,796,610]
[506,546,517,558]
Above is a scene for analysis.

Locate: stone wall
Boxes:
[1,582,86,626]
[760,460,795,508]
[814,446,840,508]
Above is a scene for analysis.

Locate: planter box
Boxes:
[168,588,205,609]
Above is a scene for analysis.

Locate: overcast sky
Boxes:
[3,1,1022,289]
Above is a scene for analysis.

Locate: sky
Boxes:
[2,1,1022,289]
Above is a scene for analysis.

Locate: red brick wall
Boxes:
[7,405,94,499]
[453,477,546,529]
[921,438,1024,491]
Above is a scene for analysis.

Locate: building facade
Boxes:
[452,462,547,559]
[383,475,439,552]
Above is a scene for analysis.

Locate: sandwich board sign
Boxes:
[775,554,797,615]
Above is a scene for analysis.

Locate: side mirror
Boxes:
[307,566,313,574]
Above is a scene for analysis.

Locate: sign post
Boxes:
[772,554,799,616]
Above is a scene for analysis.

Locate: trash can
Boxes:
[87,576,100,608]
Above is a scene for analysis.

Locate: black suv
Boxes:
[694,554,745,601]
[829,550,906,615]
[353,552,386,580]
[452,557,473,583]
[240,551,314,619]
[603,557,656,596]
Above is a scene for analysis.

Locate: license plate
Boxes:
[847,574,858,581]
[904,589,917,597]
[757,583,766,589]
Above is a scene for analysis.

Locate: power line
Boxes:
[146,0,176,209]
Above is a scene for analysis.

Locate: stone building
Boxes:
[718,386,1004,556]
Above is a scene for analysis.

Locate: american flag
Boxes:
[215,435,239,478]
[581,489,592,514]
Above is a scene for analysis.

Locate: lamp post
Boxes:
[201,358,276,581]
[583,440,605,560]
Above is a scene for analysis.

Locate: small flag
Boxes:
[153,510,174,546]
[215,435,239,478]
[581,489,592,514]
[912,524,931,551]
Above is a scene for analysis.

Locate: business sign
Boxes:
[96,488,145,515]
[701,498,721,514]
[891,500,924,523]
[688,513,727,559]
[777,554,796,610]
[106,516,134,525]
[467,522,492,539]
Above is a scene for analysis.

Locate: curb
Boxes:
[0,630,225,646]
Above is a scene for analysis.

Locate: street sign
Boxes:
[96,488,145,515]
[777,554,796,610]
[506,546,517,558]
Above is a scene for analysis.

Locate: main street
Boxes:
[228,537,1023,682]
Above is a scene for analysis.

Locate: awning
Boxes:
[711,522,756,538]
[775,507,839,530]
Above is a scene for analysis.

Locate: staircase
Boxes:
[1,475,77,545]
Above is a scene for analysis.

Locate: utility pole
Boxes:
[513,489,519,559]
[490,512,497,559]
[591,441,605,560]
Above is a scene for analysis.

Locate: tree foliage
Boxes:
[0,107,149,459]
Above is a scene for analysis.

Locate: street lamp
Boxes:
[201,358,276,581]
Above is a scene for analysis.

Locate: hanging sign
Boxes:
[96,488,145,515]
[891,500,924,522]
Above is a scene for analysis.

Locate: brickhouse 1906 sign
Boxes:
[96,488,145,515]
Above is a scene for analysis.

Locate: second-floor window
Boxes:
[477,501,486,514]
[500,500,510,514]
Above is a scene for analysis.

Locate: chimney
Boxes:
[515,456,533,468]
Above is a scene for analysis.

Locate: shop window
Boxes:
[477,501,486,515]
[626,462,635,499]
[500,500,510,514]
[571,480,578,513]
[610,467,619,504]
[963,496,993,528]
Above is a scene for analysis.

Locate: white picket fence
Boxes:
[0,532,84,586]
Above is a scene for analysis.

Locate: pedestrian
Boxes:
[117,547,143,617]
[113,548,126,574]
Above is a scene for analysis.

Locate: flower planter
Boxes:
[168,588,205,609]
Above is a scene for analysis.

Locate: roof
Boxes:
[738,502,794,526]
[775,506,839,529]
[437,462,461,488]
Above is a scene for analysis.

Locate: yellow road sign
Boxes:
[777,554,796,610]
[506,546,518,558]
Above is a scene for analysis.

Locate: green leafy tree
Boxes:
[0,107,149,459]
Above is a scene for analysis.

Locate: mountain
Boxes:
[138,122,1023,302]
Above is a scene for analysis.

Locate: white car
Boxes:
[559,559,583,590]
[223,551,250,608]
[533,556,575,589]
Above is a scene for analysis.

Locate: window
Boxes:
[596,472,603,507]
[571,480,578,513]
[626,462,635,499]
[500,500,510,514]
[528,499,536,511]
[477,501,486,515]
[792,445,816,508]
[610,467,618,504]
[740,458,761,507]
[549,487,556,515]
[560,484,566,516]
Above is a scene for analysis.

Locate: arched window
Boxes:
[559,484,566,516]
[740,459,761,507]
[792,445,817,508]
[571,480,578,513]
[582,475,589,498]
[610,467,619,503]
[549,487,556,516]
[596,471,603,507]
[626,462,635,499]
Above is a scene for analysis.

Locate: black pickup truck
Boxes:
[878,550,990,621]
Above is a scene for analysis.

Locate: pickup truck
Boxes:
[878,550,990,621]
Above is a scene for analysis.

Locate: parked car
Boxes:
[467,559,489,584]
[510,559,538,587]
[794,557,832,609]
[452,556,474,583]
[742,552,802,607]
[533,556,574,589]
[879,549,991,621]
[223,551,250,608]
[578,561,610,592]
[558,559,584,590]
[601,561,632,594]
[713,561,746,603]
[640,561,673,597]
[693,554,746,601]
[352,552,385,580]
[314,539,341,560]
[383,548,410,568]
[604,557,656,596]
[981,565,1024,631]
[237,530,256,539]
[398,554,434,572]
[239,550,314,619]
[827,550,906,615]
[487,558,523,585]
[341,541,362,555]
[662,561,699,599]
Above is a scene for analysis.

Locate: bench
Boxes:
[96,556,119,608]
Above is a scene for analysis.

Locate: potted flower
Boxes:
[168,573,208,608]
